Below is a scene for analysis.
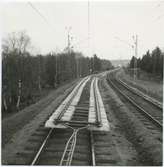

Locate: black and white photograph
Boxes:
[1,0,163,166]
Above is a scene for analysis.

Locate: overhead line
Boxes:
[27,2,54,29]
[88,0,91,57]
[88,0,90,40]
[27,1,66,51]
[115,36,133,48]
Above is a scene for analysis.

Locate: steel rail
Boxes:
[90,130,96,166]
[116,78,162,110]
[108,78,162,130]
[30,77,93,165]
[30,128,54,165]
[30,78,88,165]
[59,77,98,165]
[93,77,102,127]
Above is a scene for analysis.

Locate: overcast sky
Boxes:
[1,0,164,60]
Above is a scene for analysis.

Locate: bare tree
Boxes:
[17,31,31,54]
[2,31,31,54]
[2,32,17,54]
[2,31,31,110]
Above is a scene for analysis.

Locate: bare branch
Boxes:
[2,31,31,54]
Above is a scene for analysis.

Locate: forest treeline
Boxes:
[129,47,163,76]
[2,32,113,113]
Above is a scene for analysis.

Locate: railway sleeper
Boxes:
[73,112,88,116]
[96,155,119,165]
[71,160,91,166]
[75,106,89,111]
[24,143,42,150]
[72,153,91,161]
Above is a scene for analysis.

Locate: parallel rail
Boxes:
[107,78,162,130]
[116,78,162,110]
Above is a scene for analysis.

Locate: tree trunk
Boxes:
[16,80,21,110]
[3,97,8,111]
[38,75,42,92]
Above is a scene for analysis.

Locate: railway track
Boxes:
[14,75,110,165]
[107,75,162,131]
[117,78,162,110]
[8,70,162,166]
[31,78,94,165]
